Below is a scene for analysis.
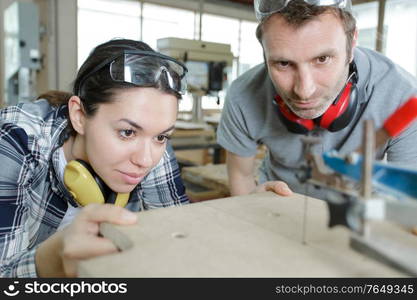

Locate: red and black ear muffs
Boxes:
[273,62,359,134]
[63,159,130,207]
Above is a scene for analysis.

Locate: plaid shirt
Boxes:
[0,100,189,277]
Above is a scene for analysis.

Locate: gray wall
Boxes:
[1,0,77,106]
[0,0,20,106]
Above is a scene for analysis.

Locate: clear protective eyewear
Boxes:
[254,0,352,22]
[77,50,188,95]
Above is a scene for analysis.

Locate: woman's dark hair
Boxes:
[74,39,182,116]
[37,90,72,106]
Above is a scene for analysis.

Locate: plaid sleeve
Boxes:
[138,142,189,209]
[0,123,38,277]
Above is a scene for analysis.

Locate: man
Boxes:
[217,0,417,200]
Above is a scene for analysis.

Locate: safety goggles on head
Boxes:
[254,0,352,22]
[77,50,188,96]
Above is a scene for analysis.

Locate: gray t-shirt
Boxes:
[217,47,417,199]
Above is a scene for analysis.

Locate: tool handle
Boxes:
[383,96,417,137]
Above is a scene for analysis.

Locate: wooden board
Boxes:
[171,128,218,165]
[181,161,262,196]
[183,179,228,202]
[182,164,230,195]
[174,120,211,130]
[78,192,409,277]
[175,149,212,166]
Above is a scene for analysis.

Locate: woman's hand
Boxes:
[36,203,137,277]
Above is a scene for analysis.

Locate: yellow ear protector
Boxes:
[64,159,129,207]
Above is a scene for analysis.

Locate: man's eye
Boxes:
[317,56,330,64]
[120,129,135,139]
[277,61,290,68]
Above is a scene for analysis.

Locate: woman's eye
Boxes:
[120,129,135,139]
[156,134,170,143]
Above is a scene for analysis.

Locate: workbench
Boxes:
[172,121,223,165]
[78,192,409,277]
[182,163,230,200]
[181,161,262,201]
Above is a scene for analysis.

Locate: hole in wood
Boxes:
[172,232,187,239]
[268,212,281,217]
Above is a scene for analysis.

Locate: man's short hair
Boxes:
[256,0,357,62]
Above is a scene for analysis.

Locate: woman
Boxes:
[0,39,189,277]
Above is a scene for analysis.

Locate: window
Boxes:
[202,13,240,56]
[77,0,141,68]
[142,4,195,50]
[385,0,417,76]
[239,21,263,75]
[352,2,379,51]
[352,0,417,76]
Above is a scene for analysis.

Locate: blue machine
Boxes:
[323,151,417,200]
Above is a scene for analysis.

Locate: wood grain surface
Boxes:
[78,192,410,277]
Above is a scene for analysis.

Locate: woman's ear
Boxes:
[68,96,86,135]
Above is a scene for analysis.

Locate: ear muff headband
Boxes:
[274,95,314,133]
[319,81,353,129]
[64,160,129,207]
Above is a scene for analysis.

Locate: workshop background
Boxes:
[1,0,416,201]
